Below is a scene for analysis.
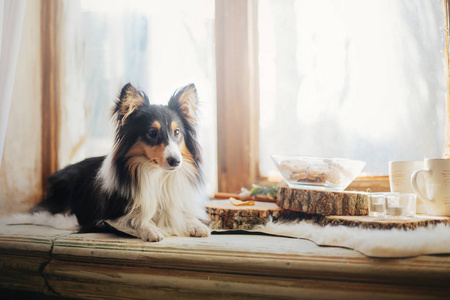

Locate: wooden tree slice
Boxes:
[277,184,368,216]
[321,215,450,230]
[208,193,450,231]
[206,200,305,230]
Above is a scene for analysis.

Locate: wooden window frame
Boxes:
[215,0,260,193]
[215,0,450,193]
[41,0,60,194]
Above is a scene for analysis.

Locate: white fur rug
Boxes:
[0,212,79,231]
[2,213,450,258]
[250,220,450,258]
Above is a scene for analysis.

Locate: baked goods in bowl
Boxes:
[272,155,366,191]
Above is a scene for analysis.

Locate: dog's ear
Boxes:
[115,83,149,125]
[168,83,198,125]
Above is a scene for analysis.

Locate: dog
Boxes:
[32,83,210,242]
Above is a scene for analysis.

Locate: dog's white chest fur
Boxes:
[100,154,209,241]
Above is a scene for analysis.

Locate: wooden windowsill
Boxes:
[1,224,450,299]
[256,176,391,193]
[346,176,390,192]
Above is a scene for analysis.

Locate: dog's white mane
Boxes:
[98,151,208,237]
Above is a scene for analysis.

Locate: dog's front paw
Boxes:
[137,225,165,242]
[188,222,210,238]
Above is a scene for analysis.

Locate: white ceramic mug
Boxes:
[389,160,427,213]
[411,158,450,216]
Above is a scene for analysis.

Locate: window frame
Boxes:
[41,0,60,194]
[215,0,260,193]
[215,0,450,193]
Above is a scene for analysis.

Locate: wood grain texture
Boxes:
[41,0,60,193]
[46,230,450,299]
[215,0,259,193]
[0,225,73,295]
[207,200,303,230]
[208,199,447,231]
[322,215,450,230]
[277,185,368,216]
[0,254,49,294]
[1,225,450,298]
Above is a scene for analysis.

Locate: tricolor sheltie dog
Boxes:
[32,83,210,242]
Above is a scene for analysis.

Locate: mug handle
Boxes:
[411,169,431,202]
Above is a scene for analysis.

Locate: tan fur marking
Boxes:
[152,121,161,131]
[120,87,146,125]
[126,158,142,183]
[125,141,147,182]
[171,121,181,140]
[180,139,198,176]
[181,140,193,160]
[125,139,165,167]
[171,121,178,132]
[125,140,146,157]
[177,85,197,124]
[180,103,195,124]
[143,143,165,166]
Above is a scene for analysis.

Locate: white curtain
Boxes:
[0,0,27,168]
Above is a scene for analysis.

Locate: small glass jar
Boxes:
[368,193,388,217]
[385,193,417,218]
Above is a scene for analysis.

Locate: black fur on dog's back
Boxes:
[32,156,128,232]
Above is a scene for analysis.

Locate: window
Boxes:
[258,0,446,178]
[47,0,450,194]
[215,0,449,192]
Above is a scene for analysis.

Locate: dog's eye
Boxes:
[174,129,180,137]
[147,129,158,139]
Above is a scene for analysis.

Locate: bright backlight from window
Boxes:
[259,0,446,177]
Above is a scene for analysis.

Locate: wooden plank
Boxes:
[0,254,49,294]
[44,258,449,300]
[1,224,450,298]
[215,0,260,193]
[0,225,73,295]
[277,185,368,216]
[41,0,60,193]
[46,230,450,299]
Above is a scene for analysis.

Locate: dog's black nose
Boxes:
[167,157,180,167]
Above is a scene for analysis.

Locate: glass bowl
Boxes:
[271,155,366,191]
